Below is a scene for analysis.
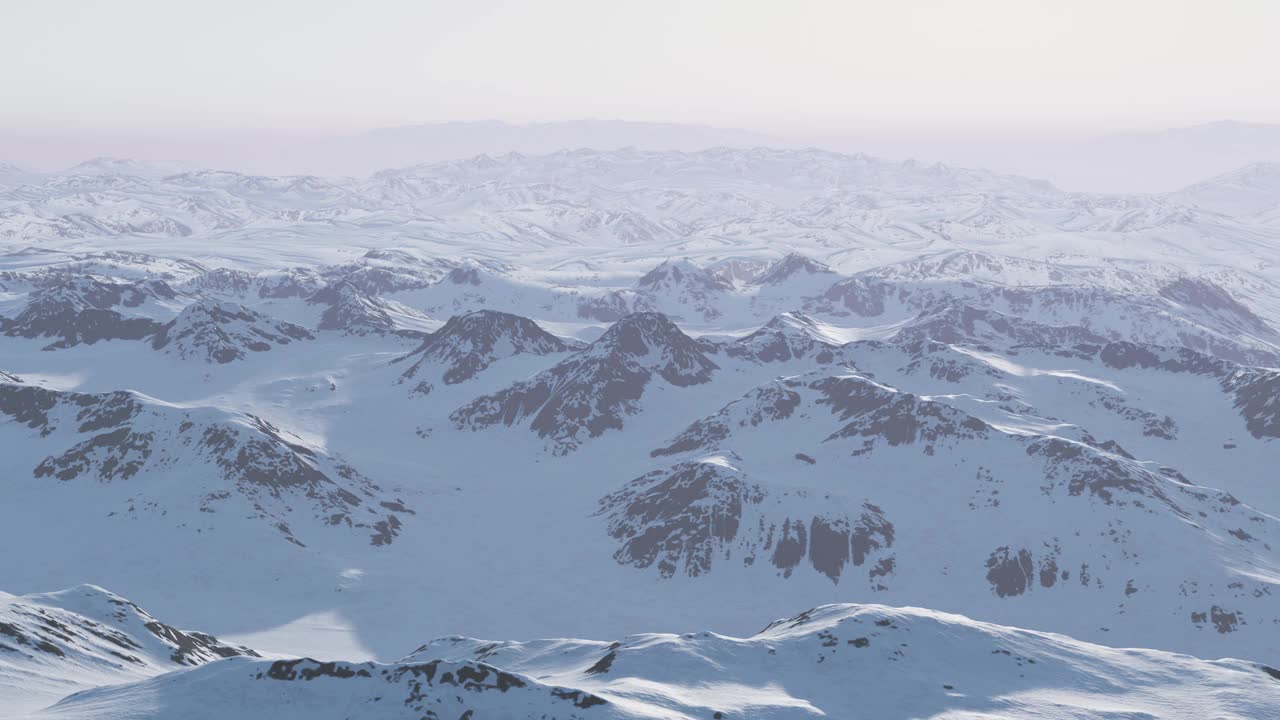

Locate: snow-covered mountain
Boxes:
[0,375,411,549]
[3,147,1280,716]
[0,585,257,716]
[21,590,1280,720]
[1176,161,1280,216]
[452,312,719,454]
[396,309,579,393]
[605,364,1280,660]
[151,300,313,363]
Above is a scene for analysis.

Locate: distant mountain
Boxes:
[1,275,175,350]
[749,253,836,287]
[397,309,578,393]
[152,300,313,364]
[1177,161,1280,215]
[360,119,782,167]
[721,311,846,364]
[808,120,1280,193]
[0,120,784,177]
[311,281,432,337]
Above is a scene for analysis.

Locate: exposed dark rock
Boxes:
[986,547,1035,597]
[2,275,170,349]
[151,300,313,363]
[398,310,576,386]
[894,303,1108,349]
[813,374,990,452]
[310,280,419,336]
[723,312,843,363]
[599,459,894,583]
[749,253,835,286]
[0,383,406,547]
[453,312,717,453]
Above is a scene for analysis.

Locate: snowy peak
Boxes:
[633,258,734,320]
[894,303,1108,348]
[152,300,313,364]
[726,311,847,363]
[872,250,1056,284]
[310,280,430,337]
[749,252,835,286]
[452,313,718,453]
[810,266,1280,365]
[0,584,257,714]
[705,256,773,286]
[583,312,719,384]
[635,258,732,293]
[398,309,577,388]
[64,157,173,177]
[312,281,395,335]
[2,584,256,667]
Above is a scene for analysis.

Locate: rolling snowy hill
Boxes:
[16,588,1280,720]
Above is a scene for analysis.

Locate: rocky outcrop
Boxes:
[599,458,896,583]
[722,312,844,363]
[1,276,171,349]
[749,252,835,286]
[0,381,409,547]
[151,300,313,363]
[452,312,717,453]
[398,309,577,388]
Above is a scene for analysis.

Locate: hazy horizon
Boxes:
[4,0,1277,134]
[6,1,1278,191]
[4,117,1280,194]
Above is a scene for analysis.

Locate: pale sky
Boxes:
[3,0,1277,134]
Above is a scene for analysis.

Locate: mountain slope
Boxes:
[0,585,256,716]
[600,367,1280,661]
[452,313,718,454]
[0,377,411,548]
[151,300,313,364]
[36,601,1280,720]
[397,309,578,393]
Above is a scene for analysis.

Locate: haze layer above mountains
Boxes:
[6,118,1280,192]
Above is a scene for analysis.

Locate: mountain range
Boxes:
[5,119,1280,192]
[1,146,1279,717]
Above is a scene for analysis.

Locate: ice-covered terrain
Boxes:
[7,586,1280,720]
[2,148,1279,716]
